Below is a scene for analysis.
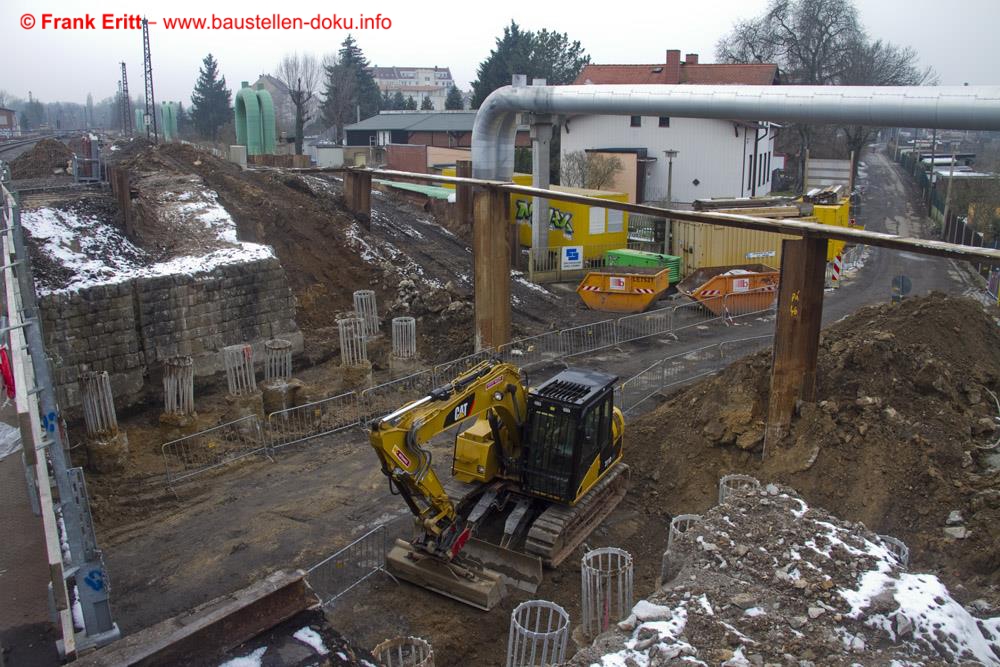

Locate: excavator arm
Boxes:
[368,360,528,560]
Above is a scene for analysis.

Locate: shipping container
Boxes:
[670,221,797,277]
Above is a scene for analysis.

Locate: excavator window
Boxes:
[523,406,577,500]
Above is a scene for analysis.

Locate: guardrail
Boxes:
[359,370,433,425]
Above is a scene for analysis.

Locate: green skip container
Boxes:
[606,249,681,283]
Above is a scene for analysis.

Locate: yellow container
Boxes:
[671,222,796,277]
[811,198,850,261]
[676,264,779,316]
[576,268,670,313]
[440,168,629,256]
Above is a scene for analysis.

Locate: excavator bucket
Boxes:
[386,539,507,611]
[385,538,543,611]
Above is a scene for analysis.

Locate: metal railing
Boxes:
[306,524,394,606]
[561,319,617,358]
[616,308,673,344]
[431,348,495,385]
[267,391,360,451]
[498,331,564,368]
[359,370,433,425]
[162,414,267,485]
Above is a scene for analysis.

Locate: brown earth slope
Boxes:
[626,292,1000,604]
[9,138,73,178]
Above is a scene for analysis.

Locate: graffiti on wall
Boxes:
[514,199,575,240]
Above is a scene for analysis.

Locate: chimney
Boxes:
[685,53,699,65]
[665,50,681,83]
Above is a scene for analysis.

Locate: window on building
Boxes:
[630,116,641,128]
[658,117,670,128]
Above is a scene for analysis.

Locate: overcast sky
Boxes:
[3,0,998,106]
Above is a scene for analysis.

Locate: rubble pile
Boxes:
[571,485,1000,667]
[9,138,73,178]
[626,294,1000,603]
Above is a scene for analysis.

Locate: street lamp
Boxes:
[663,149,679,254]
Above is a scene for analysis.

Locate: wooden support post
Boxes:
[456,160,473,230]
[473,187,511,350]
[344,170,372,228]
[764,236,828,453]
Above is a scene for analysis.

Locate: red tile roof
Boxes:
[575,63,779,86]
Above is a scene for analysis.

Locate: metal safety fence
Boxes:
[267,390,360,451]
[158,293,776,486]
[162,414,268,485]
[306,524,395,607]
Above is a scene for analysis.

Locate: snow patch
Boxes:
[218,647,266,667]
[293,626,328,655]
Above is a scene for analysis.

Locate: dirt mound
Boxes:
[571,485,1000,666]
[626,293,1000,604]
[9,138,73,178]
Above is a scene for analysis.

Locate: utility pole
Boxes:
[142,17,158,142]
[664,149,678,255]
[120,62,133,137]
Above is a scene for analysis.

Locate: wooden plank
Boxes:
[763,237,828,453]
[456,160,472,228]
[472,188,511,350]
[72,571,314,667]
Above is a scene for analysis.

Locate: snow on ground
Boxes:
[21,192,274,294]
[292,626,329,655]
[218,647,266,667]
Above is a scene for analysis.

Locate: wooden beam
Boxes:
[764,237,828,453]
[343,170,372,228]
[473,188,511,350]
[360,167,1000,265]
[456,160,473,229]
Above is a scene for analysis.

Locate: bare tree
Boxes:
[561,151,624,190]
[717,0,932,189]
[0,90,9,108]
[275,52,320,155]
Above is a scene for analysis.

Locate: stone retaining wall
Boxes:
[40,257,303,412]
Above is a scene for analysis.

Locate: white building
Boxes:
[369,66,456,111]
[562,50,780,204]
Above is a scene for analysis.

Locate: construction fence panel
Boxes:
[498,331,565,369]
[306,525,393,607]
[562,320,617,358]
[719,335,775,360]
[267,391,360,451]
[671,297,726,332]
[360,370,434,425]
[616,307,673,344]
[431,348,495,386]
[617,361,665,414]
[162,415,267,486]
[656,344,725,393]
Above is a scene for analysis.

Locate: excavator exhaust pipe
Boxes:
[385,538,542,611]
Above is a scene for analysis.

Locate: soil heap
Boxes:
[9,138,73,178]
[570,484,1000,666]
[625,293,1000,609]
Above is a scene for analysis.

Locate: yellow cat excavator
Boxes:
[368,359,629,610]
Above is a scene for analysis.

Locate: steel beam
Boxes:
[473,188,511,350]
[344,170,372,228]
[764,237,828,453]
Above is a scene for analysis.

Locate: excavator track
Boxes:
[524,463,631,567]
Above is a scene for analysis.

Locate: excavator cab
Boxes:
[522,368,622,504]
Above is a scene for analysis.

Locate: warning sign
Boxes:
[733,278,750,292]
[608,276,626,291]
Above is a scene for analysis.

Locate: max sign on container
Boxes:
[561,246,584,270]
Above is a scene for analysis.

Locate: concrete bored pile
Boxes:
[339,315,372,389]
[581,547,634,640]
[353,290,380,339]
[161,356,195,426]
[372,636,434,667]
[506,600,570,667]
[390,316,418,375]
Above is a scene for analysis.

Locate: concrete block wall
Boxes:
[39,257,303,413]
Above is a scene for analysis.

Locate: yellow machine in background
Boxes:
[368,360,629,609]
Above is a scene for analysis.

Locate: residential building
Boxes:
[0,108,18,139]
[369,66,456,110]
[344,111,529,149]
[562,50,780,204]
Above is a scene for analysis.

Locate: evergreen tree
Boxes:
[404,96,417,111]
[471,21,589,108]
[420,96,434,111]
[190,53,232,140]
[445,85,464,110]
[381,89,391,108]
[391,91,406,110]
[319,35,382,141]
